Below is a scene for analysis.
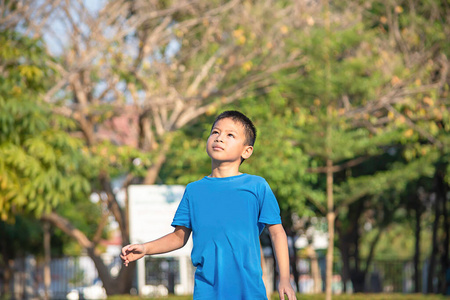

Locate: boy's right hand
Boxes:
[121,244,145,266]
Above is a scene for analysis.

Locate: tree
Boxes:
[298,0,448,294]
[0,216,53,296]
[0,11,91,297]
[0,21,89,226]
[340,0,450,293]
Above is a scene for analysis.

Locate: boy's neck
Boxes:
[209,162,242,178]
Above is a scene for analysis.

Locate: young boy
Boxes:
[121,111,297,300]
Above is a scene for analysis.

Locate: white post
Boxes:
[178,256,194,294]
[137,258,146,295]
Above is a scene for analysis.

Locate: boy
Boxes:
[121,111,297,300]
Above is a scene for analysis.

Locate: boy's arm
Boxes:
[121,226,191,266]
[267,224,297,300]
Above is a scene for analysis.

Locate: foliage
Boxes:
[361,220,432,260]
[0,31,90,221]
[0,216,45,258]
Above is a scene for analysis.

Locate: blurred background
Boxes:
[0,0,449,299]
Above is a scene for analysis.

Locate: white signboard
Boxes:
[128,185,192,257]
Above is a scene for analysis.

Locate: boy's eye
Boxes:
[211,130,219,135]
[228,134,234,138]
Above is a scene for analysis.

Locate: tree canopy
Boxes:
[0,30,90,221]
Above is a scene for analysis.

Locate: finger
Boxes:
[126,244,138,253]
[120,249,130,259]
[288,290,297,300]
[120,254,128,261]
[121,245,130,256]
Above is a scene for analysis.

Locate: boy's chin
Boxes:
[211,159,241,166]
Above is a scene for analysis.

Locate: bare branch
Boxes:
[307,156,371,174]
[41,212,94,249]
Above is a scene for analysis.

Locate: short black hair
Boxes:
[211,110,256,146]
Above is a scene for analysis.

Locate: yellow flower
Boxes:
[391,76,401,85]
[423,97,434,107]
[395,6,403,14]
[404,129,414,138]
[242,61,253,72]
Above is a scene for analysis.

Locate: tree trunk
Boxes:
[336,215,358,294]
[86,247,136,295]
[269,238,278,293]
[350,270,366,293]
[437,170,449,295]
[441,186,449,295]
[348,215,366,293]
[306,245,322,293]
[336,199,365,293]
[99,172,127,239]
[144,137,172,185]
[290,236,300,292]
[363,229,382,272]
[427,172,442,293]
[414,203,422,293]
[285,228,299,292]
[1,264,11,298]
[138,114,157,151]
[41,212,134,295]
[326,158,335,300]
[350,203,365,293]
[337,234,350,293]
[43,221,51,300]
[0,224,11,297]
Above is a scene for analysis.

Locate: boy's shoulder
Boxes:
[186,173,268,188]
[242,173,267,183]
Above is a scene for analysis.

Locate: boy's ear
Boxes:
[241,145,253,160]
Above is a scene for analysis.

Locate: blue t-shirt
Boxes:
[171,173,281,300]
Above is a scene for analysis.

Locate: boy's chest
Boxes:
[189,187,260,231]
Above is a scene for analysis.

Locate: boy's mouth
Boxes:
[212,145,224,150]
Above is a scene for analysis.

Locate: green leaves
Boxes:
[0,32,90,221]
[88,141,153,179]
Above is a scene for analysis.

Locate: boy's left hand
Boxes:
[277,279,297,300]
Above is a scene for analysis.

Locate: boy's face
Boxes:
[206,117,253,164]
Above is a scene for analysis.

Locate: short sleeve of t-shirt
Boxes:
[257,179,281,232]
[171,189,191,229]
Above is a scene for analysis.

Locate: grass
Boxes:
[107,293,448,300]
